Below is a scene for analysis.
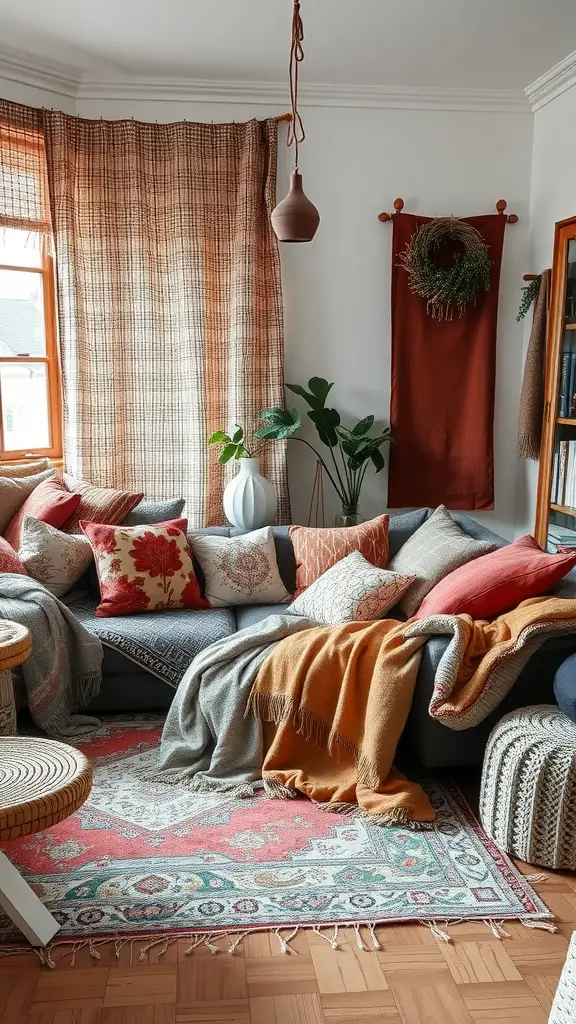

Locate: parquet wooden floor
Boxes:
[1,861,573,1024]
[1,768,574,1024]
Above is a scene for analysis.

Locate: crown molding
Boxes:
[0,46,80,99]
[76,77,529,113]
[0,44,530,113]
[525,50,576,111]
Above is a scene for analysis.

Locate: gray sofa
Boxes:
[70,508,576,769]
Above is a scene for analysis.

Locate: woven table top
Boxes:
[0,736,92,841]
[0,619,31,672]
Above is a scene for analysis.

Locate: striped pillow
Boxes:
[62,475,143,534]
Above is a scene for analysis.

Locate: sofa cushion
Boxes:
[190,527,291,607]
[290,514,390,595]
[235,604,281,631]
[122,498,186,526]
[4,477,81,550]
[389,505,496,617]
[388,509,431,557]
[83,518,208,616]
[554,653,576,724]
[19,516,93,596]
[0,536,27,575]
[70,596,236,688]
[416,534,576,620]
[62,474,143,533]
[288,551,414,624]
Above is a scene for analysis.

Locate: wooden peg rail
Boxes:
[378,198,519,223]
[523,274,538,281]
[275,112,293,123]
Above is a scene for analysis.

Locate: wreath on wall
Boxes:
[398,216,492,321]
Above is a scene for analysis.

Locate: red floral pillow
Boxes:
[81,518,209,617]
[3,478,81,551]
[0,536,28,575]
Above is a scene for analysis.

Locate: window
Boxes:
[0,120,62,460]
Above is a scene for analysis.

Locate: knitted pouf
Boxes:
[480,705,576,870]
[549,929,576,1024]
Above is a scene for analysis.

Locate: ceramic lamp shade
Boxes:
[271,172,320,243]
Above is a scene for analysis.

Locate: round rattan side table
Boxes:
[0,735,92,946]
[0,620,31,736]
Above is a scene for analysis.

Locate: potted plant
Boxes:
[257,376,392,526]
[208,425,276,531]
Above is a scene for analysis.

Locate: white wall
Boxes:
[515,83,576,535]
[2,79,534,537]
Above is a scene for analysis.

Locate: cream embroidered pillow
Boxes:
[189,527,291,607]
[19,516,93,597]
[288,551,414,624]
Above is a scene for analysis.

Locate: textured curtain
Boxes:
[0,101,51,236]
[40,112,289,527]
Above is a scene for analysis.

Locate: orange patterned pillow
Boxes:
[81,518,209,617]
[62,474,143,534]
[289,514,390,594]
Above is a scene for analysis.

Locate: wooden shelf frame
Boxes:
[535,214,576,547]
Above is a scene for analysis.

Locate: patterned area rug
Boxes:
[0,716,553,948]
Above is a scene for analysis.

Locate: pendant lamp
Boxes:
[271,0,320,243]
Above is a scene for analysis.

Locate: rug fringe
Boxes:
[0,911,557,967]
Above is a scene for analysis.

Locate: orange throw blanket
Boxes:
[247,597,576,828]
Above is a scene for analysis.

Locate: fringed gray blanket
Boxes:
[150,614,314,793]
[151,601,576,794]
[0,573,103,736]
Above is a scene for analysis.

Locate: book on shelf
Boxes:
[551,438,576,507]
[559,338,576,416]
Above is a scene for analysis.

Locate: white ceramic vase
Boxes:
[223,457,277,531]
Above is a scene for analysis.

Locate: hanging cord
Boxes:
[287,0,306,169]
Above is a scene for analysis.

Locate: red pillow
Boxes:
[3,479,81,551]
[0,536,28,575]
[81,518,209,617]
[415,534,576,620]
[289,514,390,595]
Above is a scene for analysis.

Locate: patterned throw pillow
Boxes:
[0,470,55,533]
[82,518,208,617]
[62,474,144,534]
[389,504,495,618]
[189,527,291,607]
[0,536,28,575]
[289,514,390,595]
[18,517,93,597]
[4,478,81,551]
[288,551,414,624]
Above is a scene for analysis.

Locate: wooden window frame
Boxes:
[0,237,62,462]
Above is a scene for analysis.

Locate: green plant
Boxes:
[207,424,257,464]
[256,377,392,514]
[517,275,541,322]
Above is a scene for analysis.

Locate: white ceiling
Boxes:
[0,0,575,90]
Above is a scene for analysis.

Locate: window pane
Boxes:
[0,227,43,268]
[0,268,46,356]
[0,361,50,452]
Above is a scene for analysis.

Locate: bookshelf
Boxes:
[535,215,576,551]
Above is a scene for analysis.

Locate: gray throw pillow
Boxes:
[0,469,56,534]
[121,498,185,526]
[389,504,495,617]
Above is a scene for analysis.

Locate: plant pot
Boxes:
[335,510,361,528]
[223,457,277,531]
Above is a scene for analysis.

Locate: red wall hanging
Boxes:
[380,199,517,511]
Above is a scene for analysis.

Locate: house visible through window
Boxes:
[0,120,62,461]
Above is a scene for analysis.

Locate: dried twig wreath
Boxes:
[398,216,492,320]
